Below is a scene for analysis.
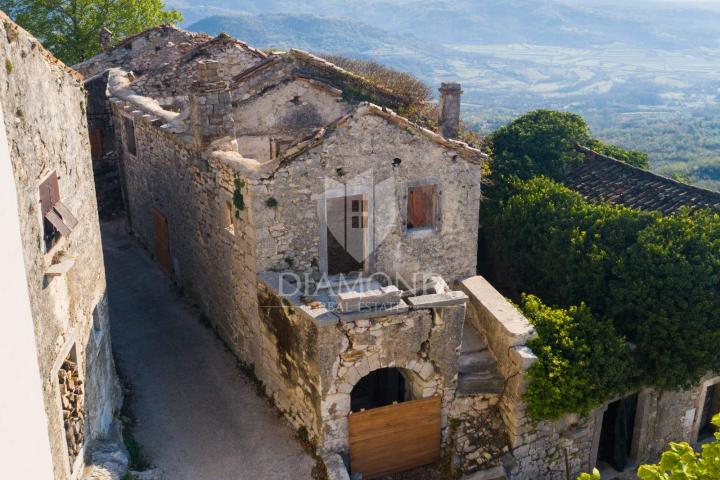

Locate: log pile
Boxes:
[58,355,84,464]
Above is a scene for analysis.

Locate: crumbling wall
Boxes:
[233,78,352,160]
[0,14,121,479]
[132,36,264,102]
[251,112,481,283]
[74,25,212,78]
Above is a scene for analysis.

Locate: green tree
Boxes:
[636,414,720,480]
[488,110,651,198]
[1,0,182,64]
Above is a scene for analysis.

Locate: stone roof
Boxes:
[565,145,720,214]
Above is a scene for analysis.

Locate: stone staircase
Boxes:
[457,325,505,396]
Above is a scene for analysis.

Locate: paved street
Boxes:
[103,225,315,480]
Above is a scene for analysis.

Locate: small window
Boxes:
[224,200,235,235]
[39,172,78,252]
[123,117,137,156]
[406,184,437,230]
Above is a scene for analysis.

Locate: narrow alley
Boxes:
[103,224,315,480]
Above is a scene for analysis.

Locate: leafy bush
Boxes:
[489,176,720,414]
[521,295,633,420]
[636,414,720,480]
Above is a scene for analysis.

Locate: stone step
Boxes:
[461,323,488,354]
[457,370,505,395]
[458,350,497,374]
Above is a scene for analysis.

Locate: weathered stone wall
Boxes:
[74,25,212,78]
[256,278,323,439]
[1,14,121,479]
[113,102,261,363]
[132,36,265,103]
[318,300,466,453]
[233,78,352,160]
[251,111,482,283]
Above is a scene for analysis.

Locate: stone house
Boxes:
[0,14,122,480]
[76,25,720,480]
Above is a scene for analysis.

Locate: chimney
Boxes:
[189,60,235,149]
[99,27,113,52]
[438,82,462,139]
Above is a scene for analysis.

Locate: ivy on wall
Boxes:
[482,109,720,420]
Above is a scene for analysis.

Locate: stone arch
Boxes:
[321,356,442,451]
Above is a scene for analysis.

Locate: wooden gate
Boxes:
[349,396,441,478]
[152,209,172,277]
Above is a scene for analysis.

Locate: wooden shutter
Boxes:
[407,184,436,229]
[39,172,60,216]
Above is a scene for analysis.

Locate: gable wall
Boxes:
[251,113,482,284]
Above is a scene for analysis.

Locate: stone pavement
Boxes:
[103,224,315,480]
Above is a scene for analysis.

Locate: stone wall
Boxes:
[74,25,212,78]
[233,78,352,160]
[251,110,482,283]
[132,35,265,104]
[317,299,466,453]
[1,14,121,480]
[112,101,261,363]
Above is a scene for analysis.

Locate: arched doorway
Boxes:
[351,367,407,412]
[348,367,441,478]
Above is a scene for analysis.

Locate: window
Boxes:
[406,184,438,230]
[39,172,78,252]
[123,116,137,156]
[224,200,235,235]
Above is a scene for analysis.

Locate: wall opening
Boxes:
[326,194,367,275]
[123,116,137,156]
[596,393,638,473]
[351,368,407,412]
[57,345,84,471]
[699,383,720,440]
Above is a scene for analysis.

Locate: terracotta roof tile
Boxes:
[565,146,720,214]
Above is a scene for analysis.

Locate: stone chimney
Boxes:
[189,60,235,149]
[438,82,462,139]
[99,27,113,52]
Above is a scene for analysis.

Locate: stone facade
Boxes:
[77,25,720,480]
[0,13,122,480]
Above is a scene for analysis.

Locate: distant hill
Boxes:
[180,4,720,190]
[188,14,448,78]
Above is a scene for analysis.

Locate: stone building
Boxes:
[0,13,122,480]
[77,25,720,480]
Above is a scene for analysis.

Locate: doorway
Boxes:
[351,368,406,412]
[152,208,172,277]
[699,383,720,440]
[597,393,638,472]
[326,194,367,275]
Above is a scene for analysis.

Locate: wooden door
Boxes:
[326,195,367,275]
[349,396,441,478]
[152,209,172,277]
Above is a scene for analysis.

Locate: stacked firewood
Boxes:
[58,355,84,464]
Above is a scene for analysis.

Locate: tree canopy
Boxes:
[1,0,182,65]
[488,109,650,196]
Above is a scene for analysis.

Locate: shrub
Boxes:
[522,294,633,420]
[636,414,720,480]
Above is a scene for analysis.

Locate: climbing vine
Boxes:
[233,177,245,218]
[481,110,720,419]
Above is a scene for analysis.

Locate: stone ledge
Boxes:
[407,290,468,308]
[459,276,536,347]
